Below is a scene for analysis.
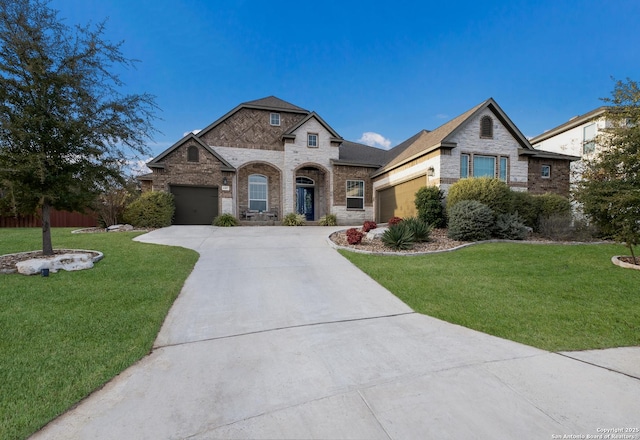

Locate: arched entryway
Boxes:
[294,165,328,221]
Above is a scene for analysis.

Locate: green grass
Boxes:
[0,228,199,440]
[340,242,640,352]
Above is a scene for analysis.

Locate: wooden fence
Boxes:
[0,209,98,228]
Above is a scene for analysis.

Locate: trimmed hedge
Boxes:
[447,200,494,241]
[446,177,512,215]
[415,186,446,228]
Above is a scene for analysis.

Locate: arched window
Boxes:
[296,176,314,185]
[248,174,267,211]
[480,116,493,138]
[187,145,199,162]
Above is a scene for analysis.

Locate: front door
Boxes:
[296,186,314,221]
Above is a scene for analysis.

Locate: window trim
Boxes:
[499,156,508,182]
[248,174,268,212]
[473,155,497,178]
[583,123,596,154]
[307,133,318,148]
[187,145,199,162]
[346,180,365,210]
[460,153,470,178]
[541,164,551,179]
[270,113,280,126]
[480,115,494,139]
[460,153,508,181]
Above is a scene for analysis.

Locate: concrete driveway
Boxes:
[33,226,640,439]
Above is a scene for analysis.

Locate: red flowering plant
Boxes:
[362,221,377,233]
[388,216,403,226]
[346,228,364,245]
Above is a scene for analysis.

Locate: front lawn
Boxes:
[340,242,640,352]
[0,228,199,440]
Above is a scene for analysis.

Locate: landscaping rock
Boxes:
[366,227,388,240]
[16,253,94,275]
[107,224,134,232]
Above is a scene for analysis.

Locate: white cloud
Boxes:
[183,129,202,137]
[126,157,152,176]
[358,132,392,150]
[436,113,449,120]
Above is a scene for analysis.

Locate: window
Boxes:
[248,174,267,211]
[346,180,364,209]
[499,157,508,182]
[270,113,280,126]
[460,154,470,178]
[307,133,318,148]
[473,155,496,178]
[541,165,551,178]
[187,145,199,162]
[296,176,314,185]
[480,116,493,138]
[583,123,596,154]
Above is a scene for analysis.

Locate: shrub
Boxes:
[382,222,415,250]
[282,213,305,226]
[510,190,541,229]
[447,200,494,241]
[414,186,446,228]
[537,193,572,219]
[318,214,338,226]
[446,177,512,215]
[346,228,364,245]
[388,216,403,226]
[122,191,174,228]
[494,212,528,240]
[213,213,239,227]
[402,216,432,242]
[362,221,377,232]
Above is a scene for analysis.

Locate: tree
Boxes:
[0,0,157,254]
[574,78,640,264]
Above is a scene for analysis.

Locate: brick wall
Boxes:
[527,157,571,196]
[237,163,282,217]
[199,108,306,151]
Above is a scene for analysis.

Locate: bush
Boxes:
[446,177,512,216]
[282,213,306,226]
[122,191,174,228]
[346,228,364,245]
[318,214,338,226]
[362,221,377,232]
[447,200,494,241]
[537,193,572,219]
[382,222,415,250]
[415,186,446,228]
[402,217,432,242]
[494,212,529,240]
[510,191,541,229]
[213,213,239,227]
[388,216,403,226]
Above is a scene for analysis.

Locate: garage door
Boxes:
[377,176,426,222]
[170,185,218,225]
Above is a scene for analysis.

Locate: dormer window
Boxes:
[187,145,199,162]
[480,115,493,138]
[270,113,280,126]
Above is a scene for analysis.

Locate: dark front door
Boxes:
[296,186,314,221]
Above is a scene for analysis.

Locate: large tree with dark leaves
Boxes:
[574,79,640,264]
[0,0,157,254]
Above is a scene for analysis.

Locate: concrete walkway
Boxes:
[33,226,640,439]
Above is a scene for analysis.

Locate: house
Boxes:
[141,96,576,225]
[529,107,607,183]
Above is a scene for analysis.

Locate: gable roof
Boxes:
[283,111,343,141]
[196,96,310,140]
[373,98,534,176]
[147,134,235,171]
[529,106,607,144]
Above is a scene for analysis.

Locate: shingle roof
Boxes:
[529,106,607,144]
[336,141,389,167]
[241,96,308,113]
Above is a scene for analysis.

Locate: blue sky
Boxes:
[50,0,640,163]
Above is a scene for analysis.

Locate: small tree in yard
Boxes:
[0,0,157,254]
[574,78,640,264]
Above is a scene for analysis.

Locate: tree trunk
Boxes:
[629,243,638,266]
[42,202,53,255]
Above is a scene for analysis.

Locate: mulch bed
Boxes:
[330,228,471,254]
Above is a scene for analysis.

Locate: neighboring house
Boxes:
[529,107,608,183]
[141,96,576,225]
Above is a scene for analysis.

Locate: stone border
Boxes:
[326,229,611,256]
[0,249,104,275]
[611,256,640,270]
